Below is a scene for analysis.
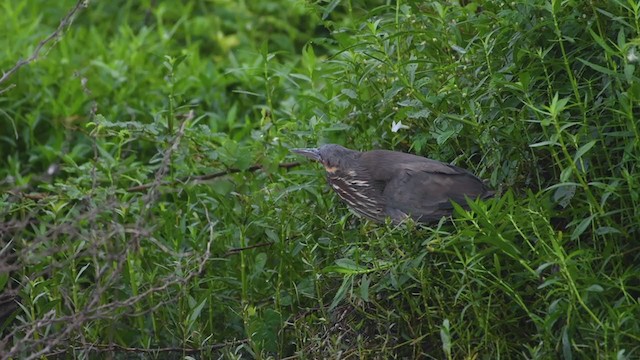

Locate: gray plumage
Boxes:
[292,144,494,224]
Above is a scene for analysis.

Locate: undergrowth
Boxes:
[1,0,639,359]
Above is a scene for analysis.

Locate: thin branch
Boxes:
[0,0,87,93]
[55,338,249,355]
[126,161,301,193]
[5,160,302,197]
[224,242,273,257]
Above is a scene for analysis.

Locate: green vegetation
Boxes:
[1,0,639,358]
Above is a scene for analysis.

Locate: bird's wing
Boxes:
[382,161,490,222]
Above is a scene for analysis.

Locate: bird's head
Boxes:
[291,144,358,174]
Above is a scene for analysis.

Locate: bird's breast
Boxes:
[326,174,385,221]
[324,165,339,174]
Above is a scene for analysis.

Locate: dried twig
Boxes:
[224,242,273,257]
[0,0,87,94]
[126,161,301,193]
[56,338,249,355]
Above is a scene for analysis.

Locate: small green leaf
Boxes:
[579,58,619,77]
[546,93,570,116]
[538,278,560,290]
[571,214,596,240]
[323,123,351,132]
[553,184,576,208]
[211,179,234,196]
[562,326,573,360]
[406,56,417,85]
[335,258,359,270]
[0,272,8,290]
[560,167,573,183]
[187,298,207,325]
[341,89,357,99]
[360,274,370,302]
[302,43,316,76]
[530,140,560,148]
[253,253,267,275]
[325,258,368,274]
[588,29,616,55]
[440,319,452,357]
[321,0,340,20]
[628,82,640,100]
[624,64,635,83]
[595,226,621,235]
[574,140,596,162]
[329,276,352,310]
[586,284,604,292]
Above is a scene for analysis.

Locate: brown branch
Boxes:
[224,242,273,257]
[126,161,301,193]
[4,161,302,199]
[0,0,87,93]
[56,338,250,355]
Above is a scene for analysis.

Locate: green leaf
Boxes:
[329,276,352,310]
[440,319,452,357]
[553,184,576,208]
[595,226,621,235]
[187,298,207,326]
[574,140,596,162]
[530,140,560,148]
[586,284,604,292]
[578,58,619,77]
[322,123,351,132]
[588,28,616,55]
[302,43,316,76]
[341,88,357,99]
[211,179,234,196]
[0,272,8,291]
[560,167,573,183]
[628,82,640,100]
[325,258,369,274]
[546,93,570,116]
[253,253,267,276]
[562,326,573,360]
[248,309,283,353]
[624,64,635,83]
[571,214,596,240]
[360,274,370,302]
[538,278,561,289]
[406,56,417,85]
[321,0,340,19]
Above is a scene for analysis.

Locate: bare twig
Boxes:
[126,161,301,193]
[0,0,87,94]
[224,242,273,257]
[3,160,301,199]
[55,338,249,355]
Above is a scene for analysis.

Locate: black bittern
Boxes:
[292,144,494,224]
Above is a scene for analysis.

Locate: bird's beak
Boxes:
[291,148,321,162]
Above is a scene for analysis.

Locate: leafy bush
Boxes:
[1,0,639,359]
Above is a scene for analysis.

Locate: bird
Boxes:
[292,144,494,224]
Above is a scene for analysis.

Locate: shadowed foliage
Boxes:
[1,0,639,358]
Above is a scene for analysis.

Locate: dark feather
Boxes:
[361,150,493,223]
[293,144,494,224]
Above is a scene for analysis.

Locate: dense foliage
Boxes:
[1,0,639,358]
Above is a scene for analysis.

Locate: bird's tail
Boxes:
[482,189,497,199]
